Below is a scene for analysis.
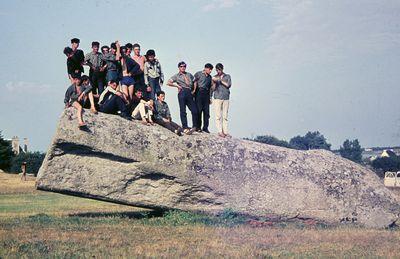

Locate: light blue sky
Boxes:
[1,0,400,151]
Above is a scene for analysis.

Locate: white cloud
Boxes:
[264,0,400,68]
[202,0,239,11]
[4,81,53,93]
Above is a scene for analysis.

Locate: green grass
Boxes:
[1,172,400,258]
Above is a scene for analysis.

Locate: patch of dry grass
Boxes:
[0,172,145,218]
[0,172,400,258]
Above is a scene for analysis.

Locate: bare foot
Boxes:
[224,133,232,138]
[218,132,225,138]
[78,122,86,128]
[90,108,98,114]
[141,120,150,126]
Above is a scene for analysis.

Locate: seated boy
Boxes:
[131,89,154,125]
[64,74,90,128]
[79,75,98,113]
[98,80,131,120]
[154,91,183,136]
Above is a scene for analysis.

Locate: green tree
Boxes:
[246,135,292,148]
[339,139,363,163]
[0,131,14,171]
[289,131,331,150]
[10,151,46,176]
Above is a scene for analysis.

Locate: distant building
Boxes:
[10,136,28,155]
[363,147,400,162]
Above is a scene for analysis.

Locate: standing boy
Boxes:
[194,63,213,133]
[212,63,232,138]
[85,41,106,95]
[167,61,199,134]
[144,49,164,101]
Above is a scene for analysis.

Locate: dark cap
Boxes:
[71,38,80,44]
[71,73,81,80]
[63,47,73,56]
[145,49,155,57]
[81,75,90,82]
[178,61,186,67]
[205,63,213,69]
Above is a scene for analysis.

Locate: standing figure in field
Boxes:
[193,63,213,133]
[212,63,232,138]
[144,49,164,101]
[20,162,27,181]
[167,61,199,134]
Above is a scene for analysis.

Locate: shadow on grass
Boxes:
[67,210,165,219]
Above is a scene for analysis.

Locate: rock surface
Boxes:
[36,108,400,228]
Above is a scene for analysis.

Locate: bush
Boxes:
[246,135,292,148]
[10,151,46,175]
[289,131,331,150]
[0,131,14,171]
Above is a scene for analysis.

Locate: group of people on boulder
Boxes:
[63,38,232,137]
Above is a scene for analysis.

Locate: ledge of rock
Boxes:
[36,108,400,228]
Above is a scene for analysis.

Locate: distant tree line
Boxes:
[246,131,362,164]
[246,131,332,151]
[0,131,45,175]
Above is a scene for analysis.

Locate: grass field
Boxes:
[1,172,400,258]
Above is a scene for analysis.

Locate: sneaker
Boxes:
[183,128,193,135]
[175,129,183,136]
[121,114,132,121]
[195,128,202,133]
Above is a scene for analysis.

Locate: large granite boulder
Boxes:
[36,108,400,228]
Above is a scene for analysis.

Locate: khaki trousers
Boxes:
[132,102,153,120]
[214,99,229,134]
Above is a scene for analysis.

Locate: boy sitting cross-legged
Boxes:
[131,89,154,126]
[98,80,131,120]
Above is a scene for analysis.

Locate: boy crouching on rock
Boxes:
[64,73,97,128]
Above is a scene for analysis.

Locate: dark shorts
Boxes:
[121,76,135,86]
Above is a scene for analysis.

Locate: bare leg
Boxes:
[88,92,97,113]
[121,85,129,101]
[72,101,85,126]
[128,85,134,101]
